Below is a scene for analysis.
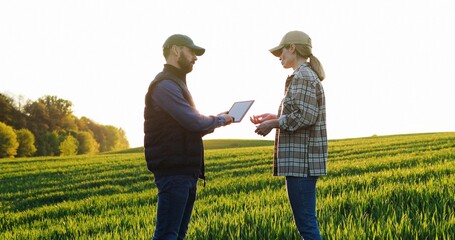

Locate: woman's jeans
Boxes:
[153,175,198,240]
[286,176,322,240]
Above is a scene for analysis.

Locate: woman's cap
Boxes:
[269,31,312,57]
[163,34,205,56]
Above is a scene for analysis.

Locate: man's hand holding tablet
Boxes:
[227,100,255,122]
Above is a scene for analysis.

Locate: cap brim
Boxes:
[269,45,284,57]
[190,46,205,56]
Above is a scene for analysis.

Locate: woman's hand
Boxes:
[250,113,277,124]
[254,119,279,137]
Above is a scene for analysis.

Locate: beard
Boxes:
[177,54,194,73]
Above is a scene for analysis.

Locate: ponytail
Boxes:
[309,55,325,81]
[294,44,326,81]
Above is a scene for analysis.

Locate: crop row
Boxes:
[1,132,454,239]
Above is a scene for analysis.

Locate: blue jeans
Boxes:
[286,176,322,240]
[153,175,198,240]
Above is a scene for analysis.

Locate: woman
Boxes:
[250,30,327,240]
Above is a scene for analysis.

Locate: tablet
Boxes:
[228,100,255,122]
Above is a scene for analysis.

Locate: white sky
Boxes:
[1,0,454,147]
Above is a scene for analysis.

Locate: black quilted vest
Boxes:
[143,64,204,180]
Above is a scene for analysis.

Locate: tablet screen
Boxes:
[228,100,254,122]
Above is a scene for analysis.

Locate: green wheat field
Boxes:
[1,133,454,239]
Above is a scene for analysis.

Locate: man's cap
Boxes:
[163,34,205,56]
[269,31,312,57]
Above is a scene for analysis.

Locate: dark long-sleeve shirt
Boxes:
[151,80,225,133]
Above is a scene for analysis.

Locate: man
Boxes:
[144,34,233,240]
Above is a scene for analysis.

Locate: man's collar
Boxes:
[163,64,187,81]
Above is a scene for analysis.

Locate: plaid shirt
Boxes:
[273,63,328,177]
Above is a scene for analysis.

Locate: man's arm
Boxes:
[151,80,225,132]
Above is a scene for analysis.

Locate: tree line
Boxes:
[0,93,129,158]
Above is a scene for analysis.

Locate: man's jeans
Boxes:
[286,176,322,240]
[153,175,198,240]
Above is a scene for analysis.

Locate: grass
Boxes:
[106,139,274,154]
[1,132,454,239]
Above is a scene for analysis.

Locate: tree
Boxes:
[116,128,130,150]
[0,93,26,129]
[23,96,78,156]
[76,131,99,154]
[23,100,49,134]
[15,129,37,157]
[2,93,131,156]
[0,94,15,125]
[36,131,61,156]
[24,95,76,134]
[105,125,119,151]
[83,119,109,152]
[78,119,129,152]
[75,116,92,132]
[59,135,78,156]
[105,125,130,151]
[0,122,19,158]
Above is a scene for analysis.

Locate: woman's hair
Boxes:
[286,44,326,81]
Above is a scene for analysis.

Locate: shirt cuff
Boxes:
[278,115,287,129]
[217,116,226,126]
